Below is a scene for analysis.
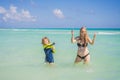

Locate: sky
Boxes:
[0,0,120,28]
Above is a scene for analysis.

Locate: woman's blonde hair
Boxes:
[41,37,50,45]
[79,27,88,47]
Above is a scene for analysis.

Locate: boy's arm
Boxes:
[52,46,55,53]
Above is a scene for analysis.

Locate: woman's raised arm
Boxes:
[71,30,77,43]
[88,33,96,45]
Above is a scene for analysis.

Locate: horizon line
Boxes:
[0,27,120,30]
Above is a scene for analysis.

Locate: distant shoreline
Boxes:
[0,28,120,30]
[37,28,120,30]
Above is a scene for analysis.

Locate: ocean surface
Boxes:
[0,28,120,80]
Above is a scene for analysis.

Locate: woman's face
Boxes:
[81,28,86,36]
[43,39,49,45]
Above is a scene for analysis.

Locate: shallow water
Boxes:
[0,28,120,80]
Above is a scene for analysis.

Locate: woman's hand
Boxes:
[71,30,74,36]
[93,33,96,39]
[92,33,96,44]
[71,30,76,43]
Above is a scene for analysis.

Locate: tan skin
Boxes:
[71,27,96,64]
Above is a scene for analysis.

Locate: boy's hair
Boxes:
[42,37,50,45]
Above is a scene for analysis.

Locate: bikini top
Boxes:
[77,43,88,47]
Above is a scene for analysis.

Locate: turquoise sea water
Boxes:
[0,28,120,80]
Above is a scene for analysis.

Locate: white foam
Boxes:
[97,32,120,35]
[12,29,29,32]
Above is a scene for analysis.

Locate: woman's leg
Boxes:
[84,55,90,64]
[74,56,82,64]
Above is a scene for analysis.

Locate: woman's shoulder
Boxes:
[75,36,80,40]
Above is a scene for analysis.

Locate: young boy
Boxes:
[42,37,55,65]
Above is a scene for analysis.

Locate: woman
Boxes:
[71,27,96,64]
